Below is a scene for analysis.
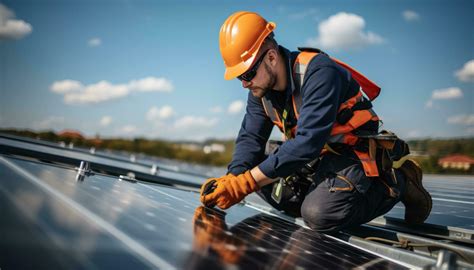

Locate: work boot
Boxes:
[399,159,432,224]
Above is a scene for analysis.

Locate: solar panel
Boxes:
[0,154,408,269]
[0,135,204,187]
[2,134,473,268]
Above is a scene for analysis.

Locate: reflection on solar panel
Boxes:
[0,155,405,269]
[1,134,473,269]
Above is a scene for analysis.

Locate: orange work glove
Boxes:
[199,173,236,207]
[200,171,259,209]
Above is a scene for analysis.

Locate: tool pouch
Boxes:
[265,140,317,204]
[357,130,409,169]
[376,131,409,198]
[356,130,409,198]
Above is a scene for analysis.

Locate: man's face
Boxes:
[240,51,277,98]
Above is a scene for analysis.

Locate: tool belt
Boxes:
[265,130,410,204]
[353,130,410,171]
[269,158,317,204]
[349,130,410,198]
[265,140,316,204]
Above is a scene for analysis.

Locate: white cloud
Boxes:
[228,100,244,114]
[426,87,463,109]
[454,59,474,82]
[128,77,173,92]
[146,105,174,121]
[431,87,463,100]
[0,4,32,40]
[50,80,83,94]
[120,125,138,134]
[100,116,112,127]
[33,116,65,130]
[447,114,474,126]
[88,37,101,47]
[174,116,218,129]
[51,76,174,104]
[307,12,384,50]
[64,81,129,104]
[402,10,420,22]
[210,106,223,113]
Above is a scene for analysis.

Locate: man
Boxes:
[200,11,432,232]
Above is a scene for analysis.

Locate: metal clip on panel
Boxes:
[150,164,159,175]
[119,172,137,183]
[75,161,93,182]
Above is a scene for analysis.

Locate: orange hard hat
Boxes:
[219,11,276,80]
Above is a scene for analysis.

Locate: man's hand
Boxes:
[200,171,259,209]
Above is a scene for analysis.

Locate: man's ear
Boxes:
[267,49,278,67]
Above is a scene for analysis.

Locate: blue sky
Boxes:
[1,0,473,141]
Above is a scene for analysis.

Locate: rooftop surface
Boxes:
[1,134,473,269]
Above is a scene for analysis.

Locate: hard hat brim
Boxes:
[224,56,256,80]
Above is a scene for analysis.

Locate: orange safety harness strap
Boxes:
[296,47,381,101]
[261,48,382,177]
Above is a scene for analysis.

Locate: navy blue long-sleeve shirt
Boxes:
[228,46,353,179]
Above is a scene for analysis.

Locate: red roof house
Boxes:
[438,155,474,170]
[57,130,84,140]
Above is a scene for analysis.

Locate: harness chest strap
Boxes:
[261,97,297,139]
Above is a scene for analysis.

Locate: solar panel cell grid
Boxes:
[0,155,406,269]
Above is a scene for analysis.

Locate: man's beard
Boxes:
[251,62,277,98]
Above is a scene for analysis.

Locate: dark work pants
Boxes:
[257,153,406,232]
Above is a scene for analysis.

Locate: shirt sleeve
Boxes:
[258,61,343,179]
[227,91,274,175]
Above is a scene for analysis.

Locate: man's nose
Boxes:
[241,80,252,88]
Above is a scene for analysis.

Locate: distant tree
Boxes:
[2,128,470,174]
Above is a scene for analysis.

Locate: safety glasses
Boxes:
[237,49,269,82]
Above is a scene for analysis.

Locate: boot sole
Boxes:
[403,159,432,224]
